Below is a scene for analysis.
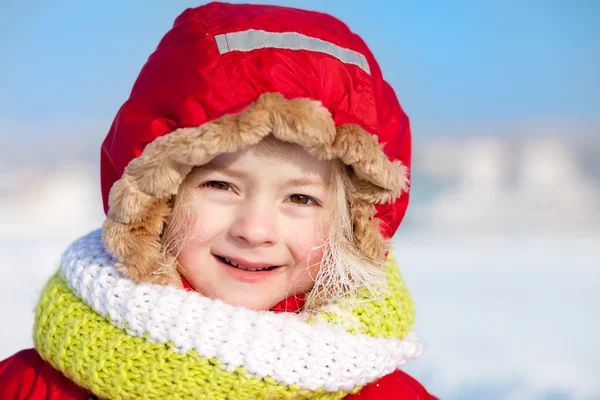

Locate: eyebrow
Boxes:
[201,164,248,180]
[280,177,329,190]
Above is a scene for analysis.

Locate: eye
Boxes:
[201,181,232,191]
[287,194,320,206]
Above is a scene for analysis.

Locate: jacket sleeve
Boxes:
[0,348,89,400]
[345,370,439,400]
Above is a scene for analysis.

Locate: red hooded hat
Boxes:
[100,2,412,285]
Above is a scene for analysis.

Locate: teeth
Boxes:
[222,257,274,272]
[224,258,238,267]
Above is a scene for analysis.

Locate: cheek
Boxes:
[288,222,325,253]
[286,219,328,274]
[287,236,325,294]
[175,202,231,265]
[187,202,230,237]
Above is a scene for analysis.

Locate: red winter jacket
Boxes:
[0,349,436,399]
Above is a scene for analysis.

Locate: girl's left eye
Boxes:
[201,181,232,191]
[287,194,319,206]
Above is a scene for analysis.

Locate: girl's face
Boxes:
[176,140,334,310]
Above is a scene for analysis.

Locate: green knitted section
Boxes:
[314,256,415,338]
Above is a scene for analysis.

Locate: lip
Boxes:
[214,255,283,283]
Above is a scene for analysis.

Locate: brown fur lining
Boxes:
[102,93,408,285]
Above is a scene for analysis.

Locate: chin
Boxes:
[220,293,278,311]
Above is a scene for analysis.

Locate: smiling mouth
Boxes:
[216,256,280,272]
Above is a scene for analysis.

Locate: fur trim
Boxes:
[350,199,386,262]
[103,93,408,284]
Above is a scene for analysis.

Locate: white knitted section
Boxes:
[60,230,424,392]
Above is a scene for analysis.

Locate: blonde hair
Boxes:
[302,161,388,311]
[162,139,388,314]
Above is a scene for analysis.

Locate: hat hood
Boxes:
[100,2,412,285]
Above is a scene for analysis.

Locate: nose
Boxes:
[229,198,279,247]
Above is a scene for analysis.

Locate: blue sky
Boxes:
[1,0,598,138]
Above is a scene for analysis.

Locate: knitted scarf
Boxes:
[33,230,423,399]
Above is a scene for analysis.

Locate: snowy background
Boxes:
[1,1,599,399]
[1,132,598,400]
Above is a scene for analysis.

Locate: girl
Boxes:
[0,2,437,399]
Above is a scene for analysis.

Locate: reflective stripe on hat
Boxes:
[214,29,371,74]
